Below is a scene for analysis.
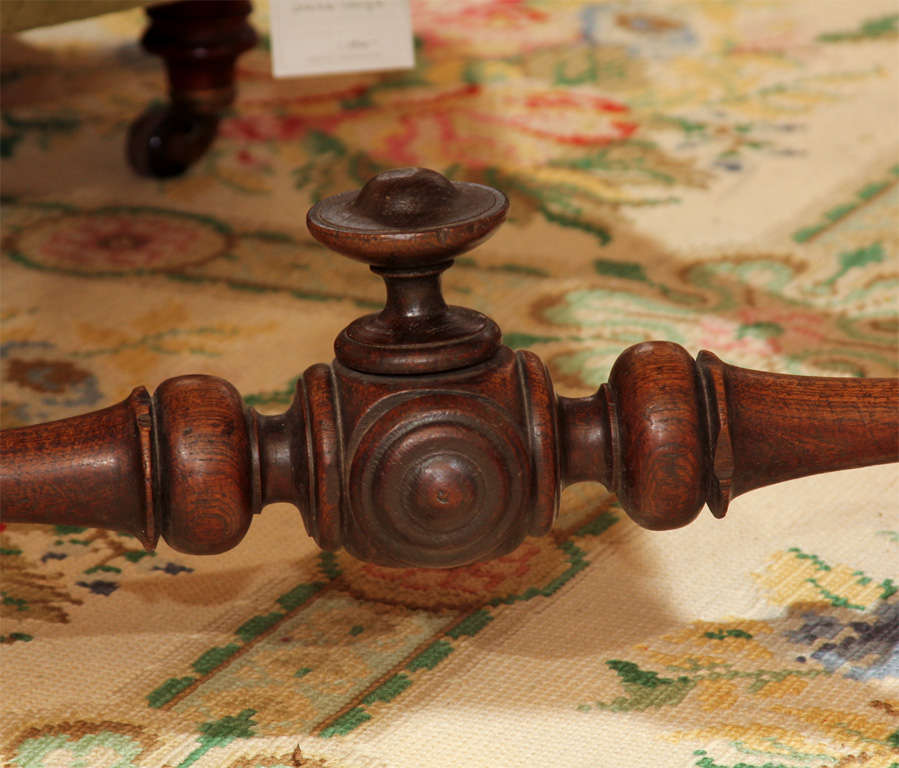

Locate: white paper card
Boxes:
[270,0,415,78]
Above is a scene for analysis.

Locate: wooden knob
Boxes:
[306,167,508,268]
[307,167,508,374]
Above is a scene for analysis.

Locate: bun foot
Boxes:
[126,105,219,178]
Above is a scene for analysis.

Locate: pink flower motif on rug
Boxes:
[220,112,310,142]
[9,210,232,274]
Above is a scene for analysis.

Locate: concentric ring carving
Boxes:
[346,391,530,568]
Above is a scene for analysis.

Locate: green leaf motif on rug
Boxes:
[244,377,299,408]
[10,731,144,768]
[277,581,324,612]
[804,579,864,611]
[502,332,560,349]
[148,676,197,708]
[579,657,833,716]
[53,525,87,535]
[0,547,23,556]
[483,168,612,245]
[703,628,753,640]
[176,709,258,768]
[361,673,413,705]
[123,550,154,563]
[319,551,341,580]
[406,639,454,672]
[193,643,242,675]
[292,131,386,203]
[236,612,285,643]
[737,322,783,340]
[84,564,122,575]
[594,258,649,283]
[788,546,896,608]
[692,751,804,768]
[1,112,81,158]
[607,660,685,688]
[787,547,831,572]
[446,609,493,639]
[574,511,619,538]
[817,14,899,42]
[793,168,897,243]
[1,592,28,611]
[814,243,885,292]
[490,262,550,277]
[319,707,372,738]
[592,660,696,711]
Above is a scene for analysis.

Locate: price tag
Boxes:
[270,0,415,78]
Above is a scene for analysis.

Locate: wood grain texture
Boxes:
[698,350,899,508]
[153,375,255,555]
[310,168,507,375]
[1,168,897,566]
[333,347,538,567]
[606,342,709,531]
[0,387,156,547]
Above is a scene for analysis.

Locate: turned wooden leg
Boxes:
[127,0,257,178]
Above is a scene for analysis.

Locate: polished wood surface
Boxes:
[2,169,897,567]
[1,388,156,546]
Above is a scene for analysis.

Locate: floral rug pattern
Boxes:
[1,2,897,766]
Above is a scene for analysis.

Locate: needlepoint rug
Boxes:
[1,2,897,766]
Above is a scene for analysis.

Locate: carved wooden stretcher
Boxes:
[1,168,897,568]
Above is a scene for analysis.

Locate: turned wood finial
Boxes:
[308,167,508,374]
[1,168,897,569]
